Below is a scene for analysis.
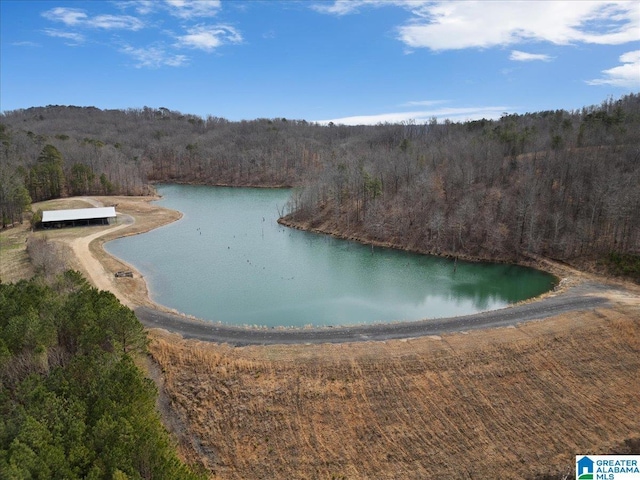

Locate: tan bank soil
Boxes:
[3,195,639,479]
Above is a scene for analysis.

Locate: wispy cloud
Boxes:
[510,50,553,62]
[121,44,188,68]
[176,25,242,51]
[133,1,155,15]
[314,1,640,51]
[117,0,222,18]
[311,0,394,16]
[90,14,144,30]
[587,50,640,88]
[165,0,222,19]
[263,29,276,40]
[12,41,41,47]
[316,105,511,126]
[401,99,448,107]
[40,2,241,68]
[42,7,144,30]
[42,7,88,26]
[43,29,85,45]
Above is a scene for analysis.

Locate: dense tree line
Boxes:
[287,95,640,265]
[0,272,203,479]
[1,94,639,266]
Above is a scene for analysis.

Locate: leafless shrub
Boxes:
[26,235,70,277]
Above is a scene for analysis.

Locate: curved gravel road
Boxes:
[135,281,614,346]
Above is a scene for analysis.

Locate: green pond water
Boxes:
[105,184,556,327]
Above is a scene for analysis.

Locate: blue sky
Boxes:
[1,0,639,125]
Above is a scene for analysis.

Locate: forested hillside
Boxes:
[1,94,639,269]
[0,271,203,479]
[286,95,640,267]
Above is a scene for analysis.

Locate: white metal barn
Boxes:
[41,207,116,228]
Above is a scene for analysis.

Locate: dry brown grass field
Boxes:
[0,197,93,282]
[2,196,638,479]
[148,301,639,480]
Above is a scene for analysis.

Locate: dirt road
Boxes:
[70,215,134,305]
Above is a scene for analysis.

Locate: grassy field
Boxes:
[0,197,92,283]
[0,220,33,283]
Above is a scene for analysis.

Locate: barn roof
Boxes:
[42,207,116,223]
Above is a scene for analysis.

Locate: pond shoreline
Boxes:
[278,214,568,281]
[18,192,635,345]
[107,185,558,328]
[149,181,570,280]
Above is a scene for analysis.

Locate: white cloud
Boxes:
[114,1,155,15]
[40,2,241,68]
[314,1,640,51]
[43,29,86,44]
[134,1,155,15]
[42,7,144,31]
[311,0,390,16]
[401,99,448,107]
[398,1,640,50]
[90,14,144,30]
[177,25,242,51]
[121,44,188,68]
[316,106,511,126]
[312,0,428,16]
[587,50,640,88]
[42,7,88,26]
[510,50,553,62]
[165,0,221,19]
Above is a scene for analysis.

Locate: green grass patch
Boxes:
[0,237,23,250]
[0,225,28,250]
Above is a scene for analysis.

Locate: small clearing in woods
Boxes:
[2,195,638,479]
